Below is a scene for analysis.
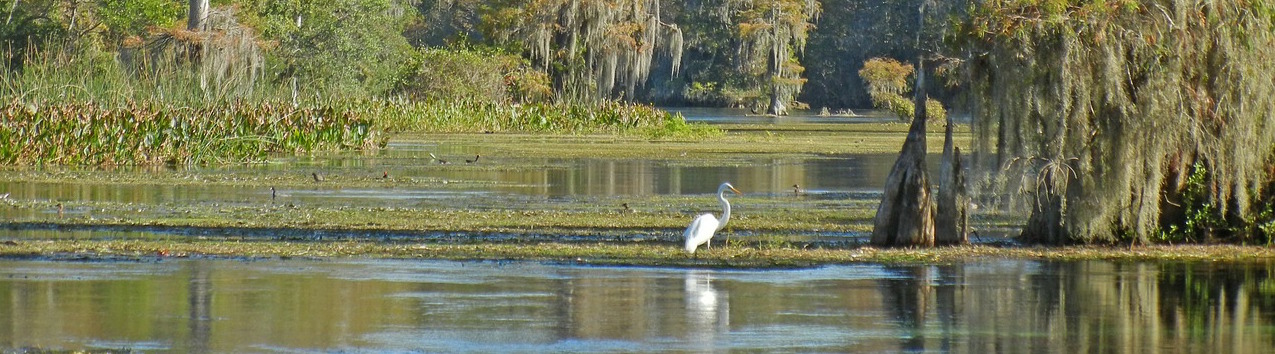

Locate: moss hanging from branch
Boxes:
[955,1,1275,244]
[125,7,264,101]
[483,0,684,102]
[732,0,820,115]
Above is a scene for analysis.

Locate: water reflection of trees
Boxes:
[878,265,963,352]
[529,154,894,197]
[877,261,1275,353]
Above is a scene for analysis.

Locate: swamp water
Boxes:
[2,110,1269,352]
[2,258,1273,353]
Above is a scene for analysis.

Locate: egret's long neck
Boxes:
[716,191,731,231]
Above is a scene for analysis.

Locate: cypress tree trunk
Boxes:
[935,115,969,245]
[767,84,787,116]
[766,33,787,116]
[871,64,935,247]
[188,0,209,31]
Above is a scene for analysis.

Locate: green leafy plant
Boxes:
[858,57,946,122]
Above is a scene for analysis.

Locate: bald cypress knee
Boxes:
[870,63,935,247]
[936,115,969,245]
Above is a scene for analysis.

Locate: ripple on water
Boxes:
[0,261,179,281]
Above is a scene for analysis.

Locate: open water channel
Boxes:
[2,110,1273,352]
[4,258,1273,353]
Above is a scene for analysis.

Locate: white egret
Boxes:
[684,182,742,253]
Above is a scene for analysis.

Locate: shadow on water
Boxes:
[1,259,1273,352]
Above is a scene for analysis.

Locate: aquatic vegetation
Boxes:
[1,238,1270,267]
[0,101,380,166]
[366,98,716,136]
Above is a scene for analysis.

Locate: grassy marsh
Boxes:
[2,119,1267,267]
[2,239,1271,268]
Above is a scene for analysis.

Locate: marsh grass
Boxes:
[2,238,1270,267]
[0,194,868,238]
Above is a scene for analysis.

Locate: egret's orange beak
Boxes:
[729,186,742,195]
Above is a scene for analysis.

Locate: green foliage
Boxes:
[0,2,70,69]
[858,57,947,122]
[1258,207,1275,245]
[1158,163,1226,243]
[238,0,417,97]
[1,0,185,64]
[6,31,276,107]
[0,101,381,166]
[396,47,550,104]
[368,99,712,137]
[96,0,183,40]
[859,57,912,98]
[641,113,722,140]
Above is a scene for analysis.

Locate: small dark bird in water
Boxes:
[382,171,389,179]
[271,186,277,200]
[621,203,632,213]
[466,154,481,163]
[57,203,64,218]
[312,172,324,182]
[792,184,803,197]
[430,153,449,164]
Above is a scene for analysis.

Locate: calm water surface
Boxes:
[0,153,908,205]
[0,109,922,207]
[2,259,1273,353]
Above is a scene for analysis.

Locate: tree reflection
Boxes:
[876,261,1275,352]
[185,261,213,353]
[877,265,963,352]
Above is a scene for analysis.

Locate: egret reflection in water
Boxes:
[684,269,729,349]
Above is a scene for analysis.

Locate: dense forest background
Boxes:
[0,0,952,111]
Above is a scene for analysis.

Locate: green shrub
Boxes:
[397,48,551,104]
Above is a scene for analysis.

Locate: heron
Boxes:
[684,182,742,253]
